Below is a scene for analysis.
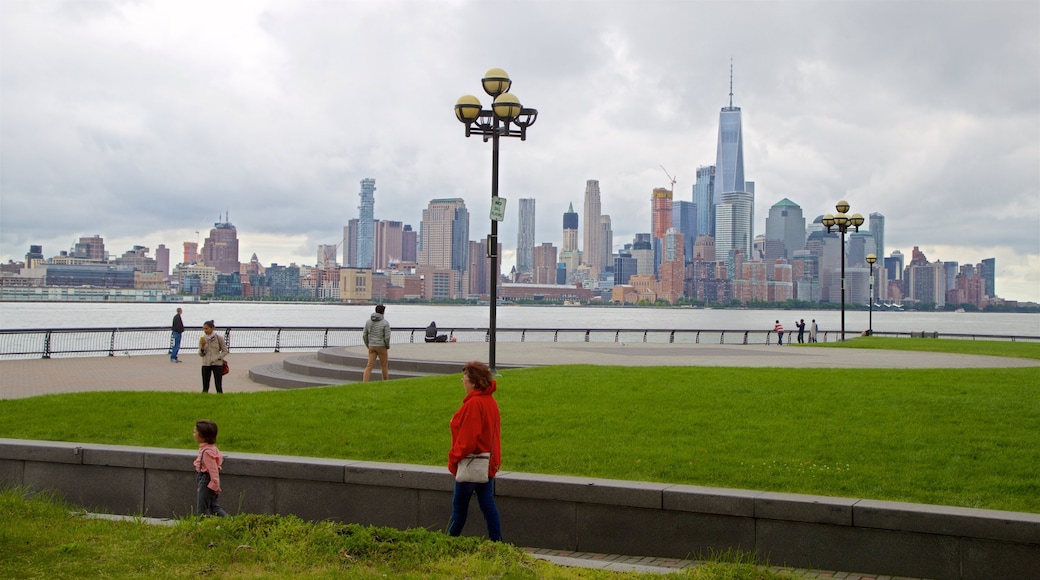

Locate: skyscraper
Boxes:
[714,191,754,262]
[672,200,697,264]
[599,215,613,273]
[374,220,404,269]
[765,198,806,259]
[980,257,995,297]
[516,198,536,274]
[155,244,170,279]
[651,187,673,240]
[713,65,754,267]
[201,217,239,274]
[582,180,604,275]
[869,213,885,265]
[317,244,338,269]
[693,165,715,237]
[356,178,376,269]
[715,66,745,200]
[562,202,578,252]
[418,198,469,273]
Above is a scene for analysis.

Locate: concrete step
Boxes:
[316,346,526,374]
[249,346,503,390]
[247,362,346,389]
[284,353,437,382]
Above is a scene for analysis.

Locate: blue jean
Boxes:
[170,332,182,360]
[447,478,501,541]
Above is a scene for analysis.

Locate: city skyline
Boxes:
[1,2,1037,302]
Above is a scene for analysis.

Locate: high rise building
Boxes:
[374,220,403,270]
[317,244,338,269]
[516,198,536,274]
[418,199,469,297]
[582,180,603,275]
[764,198,806,259]
[201,218,239,274]
[183,242,198,265]
[714,191,754,262]
[532,242,557,285]
[712,66,753,267]
[562,202,579,252]
[599,215,613,272]
[869,213,885,264]
[658,229,685,304]
[401,225,417,263]
[693,165,715,237]
[72,235,106,261]
[980,258,996,297]
[344,221,358,267]
[651,187,673,240]
[356,178,376,269]
[155,244,170,279]
[671,200,697,264]
[715,66,746,200]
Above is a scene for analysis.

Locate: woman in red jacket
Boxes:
[447,360,502,541]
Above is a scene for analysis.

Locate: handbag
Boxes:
[455,452,491,483]
[221,360,230,376]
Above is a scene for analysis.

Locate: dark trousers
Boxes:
[202,365,223,393]
[195,472,227,517]
[447,478,501,541]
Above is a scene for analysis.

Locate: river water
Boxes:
[1,301,1037,337]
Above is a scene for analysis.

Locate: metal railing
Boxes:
[0,326,1035,360]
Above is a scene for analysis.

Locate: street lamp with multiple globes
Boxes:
[866,253,877,336]
[821,200,865,342]
[455,68,537,373]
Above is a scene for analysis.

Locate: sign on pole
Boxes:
[490,196,507,222]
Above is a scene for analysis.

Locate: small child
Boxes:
[193,419,228,517]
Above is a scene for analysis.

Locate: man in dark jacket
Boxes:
[170,308,185,362]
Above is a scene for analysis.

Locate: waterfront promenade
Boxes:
[3,342,1038,400]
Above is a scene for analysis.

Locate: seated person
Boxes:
[425,321,449,342]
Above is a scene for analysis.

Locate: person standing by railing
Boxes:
[199,320,229,393]
[774,320,785,346]
[170,308,185,363]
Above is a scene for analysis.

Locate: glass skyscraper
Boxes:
[516,198,536,274]
[712,66,753,264]
[357,178,376,269]
[693,165,715,237]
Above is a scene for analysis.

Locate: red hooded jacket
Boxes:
[448,380,501,478]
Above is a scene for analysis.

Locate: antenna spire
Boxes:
[729,58,734,108]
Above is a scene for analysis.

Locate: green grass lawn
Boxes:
[0,489,790,579]
[807,336,1040,359]
[2,343,1038,513]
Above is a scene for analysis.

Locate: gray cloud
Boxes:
[1,0,1037,301]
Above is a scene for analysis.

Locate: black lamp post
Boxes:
[455,68,537,373]
[866,253,877,336]
[821,200,864,342]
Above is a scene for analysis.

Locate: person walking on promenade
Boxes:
[796,318,806,344]
[198,320,229,393]
[810,319,819,343]
[193,419,228,517]
[447,360,502,542]
[170,308,185,362]
[362,304,391,381]
[773,320,785,345]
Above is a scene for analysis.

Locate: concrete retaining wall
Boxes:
[1,439,1036,580]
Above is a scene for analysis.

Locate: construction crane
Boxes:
[660,165,677,194]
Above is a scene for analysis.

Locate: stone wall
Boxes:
[1,439,1036,580]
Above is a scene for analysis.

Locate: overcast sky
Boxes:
[2,0,1038,302]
